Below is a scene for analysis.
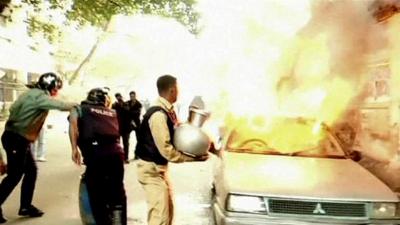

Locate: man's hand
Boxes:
[72,149,82,166]
[208,142,220,155]
[194,153,209,161]
[0,160,7,175]
[182,152,210,162]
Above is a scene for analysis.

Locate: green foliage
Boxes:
[3,0,199,42]
[26,17,60,43]
[67,0,199,33]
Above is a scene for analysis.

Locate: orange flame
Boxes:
[74,0,389,152]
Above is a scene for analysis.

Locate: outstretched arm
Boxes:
[37,93,77,111]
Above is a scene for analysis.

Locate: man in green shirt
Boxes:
[0,72,76,223]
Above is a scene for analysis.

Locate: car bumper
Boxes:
[213,203,400,225]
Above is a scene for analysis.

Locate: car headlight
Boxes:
[226,194,267,213]
[370,203,397,218]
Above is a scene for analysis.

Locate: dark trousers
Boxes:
[121,131,131,161]
[85,152,127,225]
[0,131,37,209]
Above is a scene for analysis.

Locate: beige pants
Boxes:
[136,159,173,225]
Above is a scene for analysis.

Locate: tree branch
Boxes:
[68,19,111,85]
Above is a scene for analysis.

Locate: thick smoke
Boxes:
[71,0,400,158]
[310,0,376,81]
[278,0,381,106]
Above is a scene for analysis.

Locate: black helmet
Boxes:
[37,72,63,91]
[86,87,109,106]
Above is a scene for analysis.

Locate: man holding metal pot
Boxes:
[135,74,208,225]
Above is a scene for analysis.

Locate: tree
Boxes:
[1,0,200,84]
[1,0,199,40]
[67,0,199,33]
[66,0,200,84]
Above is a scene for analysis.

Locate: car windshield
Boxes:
[225,118,346,158]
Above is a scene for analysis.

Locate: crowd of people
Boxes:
[0,73,210,225]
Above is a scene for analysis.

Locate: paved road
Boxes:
[0,112,215,225]
[3,112,400,225]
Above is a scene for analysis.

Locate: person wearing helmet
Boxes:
[68,87,127,225]
[0,72,77,223]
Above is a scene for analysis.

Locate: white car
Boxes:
[211,118,400,225]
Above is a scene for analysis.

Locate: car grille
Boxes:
[268,199,367,218]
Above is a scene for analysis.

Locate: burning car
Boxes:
[211,117,400,225]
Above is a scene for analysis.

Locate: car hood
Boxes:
[223,152,398,202]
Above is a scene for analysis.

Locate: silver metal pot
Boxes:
[173,108,211,157]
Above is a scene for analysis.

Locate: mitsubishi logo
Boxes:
[313,203,326,214]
